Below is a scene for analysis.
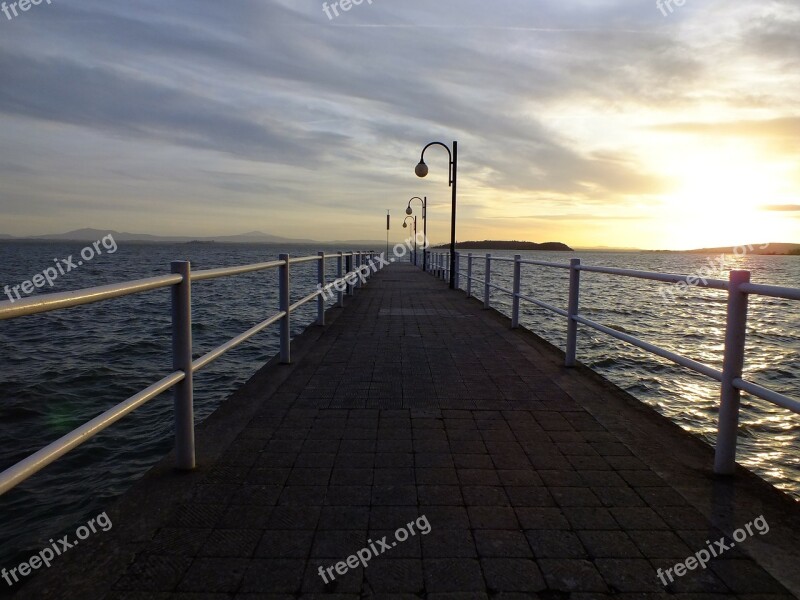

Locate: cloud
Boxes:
[0,0,797,245]
[761,204,800,211]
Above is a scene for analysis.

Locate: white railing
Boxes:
[428,250,800,475]
[0,251,384,496]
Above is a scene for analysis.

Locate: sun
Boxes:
[658,143,795,249]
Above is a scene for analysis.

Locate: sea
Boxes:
[0,241,798,570]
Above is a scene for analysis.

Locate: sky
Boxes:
[0,0,798,249]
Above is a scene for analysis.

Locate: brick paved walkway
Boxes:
[17,262,799,599]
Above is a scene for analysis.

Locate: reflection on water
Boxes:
[462,249,800,498]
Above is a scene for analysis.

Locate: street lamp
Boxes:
[402,215,417,265]
[406,196,427,271]
[415,141,457,289]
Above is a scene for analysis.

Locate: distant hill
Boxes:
[651,243,800,256]
[0,229,384,245]
[433,240,573,251]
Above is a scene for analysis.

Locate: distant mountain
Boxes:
[671,243,800,256]
[433,240,573,251]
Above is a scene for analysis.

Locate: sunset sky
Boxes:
[0,0,798,249]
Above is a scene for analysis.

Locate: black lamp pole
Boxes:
[402,216,417,264]
[415,142,457,289]
[406,196,427,271]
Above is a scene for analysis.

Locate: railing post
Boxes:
[279,253,291,364]
[317,252,325,326]
[337,252,344,307]
[512,254,522,328]
[714,270,751,475]
[565,258,581,367]
[445,253,450,282]
[171,260,195,470]
[345,253,353,296]
[466,253,473,297]
[355,252,362,289]
[454,252,461,290]
[483,253,492,309]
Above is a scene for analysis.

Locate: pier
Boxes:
[5,259,800,599]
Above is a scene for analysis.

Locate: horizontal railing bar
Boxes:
[741,282,800,301]
[289,255,324,265]
[487,256,516,263]
[290,290,322,313]
[578,265,729,290]
[192,312,286,373]
[0,370,185,496]
[734,378,800,414]
[0,274,183,321]
[573,315,723,381]
[191,260,284,281]
[519,260,571,269]
[517,293,569,317]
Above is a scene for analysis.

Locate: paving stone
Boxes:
[423,558,485,592]
[113,555,193,591]
[363,559,424,593]
[578,530,643,558]
[257,530,315,558]
[515,507,570,530]
[594,558,665,592]
[241,558,306,593]
[481,558,546,592]
[474,530,532,557]
[177,557,250,593]
[537,558,608,592]
[418,485,464,505]
[462,485,510,506]
[318,506,370,530]
[525,529,586,558]
[198,529,262,558]
[468,507,520,529]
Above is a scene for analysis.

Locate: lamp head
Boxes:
[403,222,408,228]
[415,161,429,178]
[405,206,413,215]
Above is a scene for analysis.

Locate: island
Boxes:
[431,240,573,251]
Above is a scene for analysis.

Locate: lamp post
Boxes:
[405,196,427,271]
[402,215,417,265]
[415,141,457,289]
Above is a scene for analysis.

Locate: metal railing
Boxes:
[428,250,800,475]
[0,251,384,496]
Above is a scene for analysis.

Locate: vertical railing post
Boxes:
[355,252,362,289]
[171,260,195,470]
[446,253,450,282]
[466,253,473,297]
[337,252,344,307]
[565,258,581,367]
[454,252,461,290]
[511,254,522,328]
[714,270,751,475]
[345,253,353,296]
[483,253,492,309]
[317,252,325,326]
[279,253,291,364]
